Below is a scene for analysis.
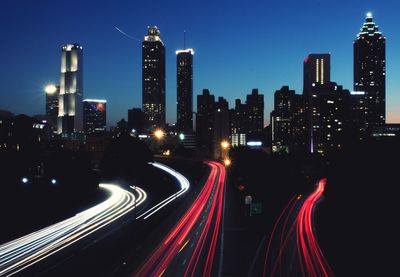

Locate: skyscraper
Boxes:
[308,82,350,155]
[176,49,194,133]
[271,86,295,153]
[303,54,331,95]
[44,84,59,133]
[83,99,107,134]
[142,26,166,130]
[58,44,83,134]
[245,89,264,136]
[354,12,386,126]
[196,89,215,157]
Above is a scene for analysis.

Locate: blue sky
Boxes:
[0,0,399,126]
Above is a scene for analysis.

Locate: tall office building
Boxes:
[308,82,350,155]
[176,48,194,132]
[354,12,386,126]
[142,26,166,130]
[271,86,296,153]
[245,89,264,136]
[83,99,106,133]
[45,84,59,132]
[232,99,247,135]
[58,44,83,134]
[196,89,215,157]
[303,54,331,95]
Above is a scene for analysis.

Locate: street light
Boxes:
[221,140,230,150]
[223,158,231,166]
[154,129,165,140]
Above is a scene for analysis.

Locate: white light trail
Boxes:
[137,162,190,220]
[0,184,147,276]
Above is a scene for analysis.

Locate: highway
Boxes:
[263,179,334,277]
[134,161,226,277]
[0,184,147,276]
[0,161,192,276]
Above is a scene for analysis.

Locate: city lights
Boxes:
[44,84,57,94]
[221,140,230,150]
[223,158,231,166]
[154,129,165,140]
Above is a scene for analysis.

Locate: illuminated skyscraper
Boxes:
[176,49,194,132]
[142,26,166,130]
[58,44,83,134]
[303,54,331,95]
[83,99,107,133]
[354,12,386,126]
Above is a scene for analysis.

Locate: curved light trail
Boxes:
[296,178,334,277]
[134,161,226,277]
[263,179,333,277]
[137,162,190,220]
[0,184,147,276]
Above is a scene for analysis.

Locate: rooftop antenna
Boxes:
[183,30,186,49]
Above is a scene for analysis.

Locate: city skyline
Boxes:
[1,0,399,127]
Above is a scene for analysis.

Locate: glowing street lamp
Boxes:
[221,140,230,150]
[154,129,165,140]
[44,84,57,94]
[223,158,231,166]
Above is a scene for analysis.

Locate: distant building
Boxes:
[354,13,386,127]
[128,108,146,134]
[142,26,166,129]
[83,99,107,134]
[245,89,264,137]
[213,97,230,159]
[231,99,247,135]
[176,49,194,133]
[303,54,331,95]
[271,86,296,153]
[308,82,350,155]
[292,94,308,151]
[45,84,59,133]
[58,44,83,134]
[349,91,368,141]
[196,89,215,158]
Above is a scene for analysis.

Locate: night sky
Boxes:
[1,0,399,127]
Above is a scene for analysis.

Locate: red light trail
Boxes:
[134,161,226,277]
[263,179,334,277]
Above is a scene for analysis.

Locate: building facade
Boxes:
[142,26,166,130]
[245,89,264,137]
[58,44,83,134]
[128,108,146,134]
[354,13,386,127]
[271,86,296,153]
[196,89,215,157]
[303,54,331,95]
[308,83,350,155]
[83,99,107,134]
[176,49,194,133]
[45,84,59,133]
